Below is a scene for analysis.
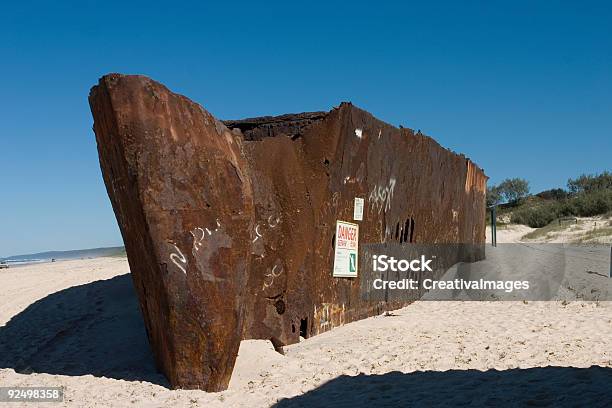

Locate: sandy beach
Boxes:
[1,251,611,407]
[4,1,612,405]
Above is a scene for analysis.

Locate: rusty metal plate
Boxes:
[89,74,487,391]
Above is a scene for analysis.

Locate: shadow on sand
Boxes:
[2,275,611,406]
[0,274,168,386]
[273,366,612,407]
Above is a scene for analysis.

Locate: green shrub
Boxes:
[511,205,559,228]
[536,188,568,200]
[510,189,612,227]
[571,189,612,216]
[567,171,612,194]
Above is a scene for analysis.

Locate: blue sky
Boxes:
[1,1,611,257]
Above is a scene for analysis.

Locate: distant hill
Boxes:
[1,246,126,265]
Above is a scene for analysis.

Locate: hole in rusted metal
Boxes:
[300,318,309,338]
[275,299,285,315]
[403,218,410,243]
[395,222,400,240]
[331,233,336,250]
[291,323,296,333]
[409,218,415,243]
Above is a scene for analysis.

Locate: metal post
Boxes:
[491,206,497,247]
[488,207,491,245]
[494,211,497,247]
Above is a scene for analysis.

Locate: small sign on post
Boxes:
[333,220,359,278]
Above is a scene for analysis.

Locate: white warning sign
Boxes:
[333,220,359,278]
[353,197,364,221]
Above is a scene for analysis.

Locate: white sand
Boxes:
[486,216,612,244]
[524,216,612,244]
[1,256,611,407]
[485,224,534,243]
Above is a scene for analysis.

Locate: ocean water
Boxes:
[2,258,51,267]
[0,246,125,268]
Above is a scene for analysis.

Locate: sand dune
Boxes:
[486,216,612,244]
[485,224,534,243]
[0,256,611,407]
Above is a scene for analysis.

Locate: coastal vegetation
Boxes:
[488,171,612,228]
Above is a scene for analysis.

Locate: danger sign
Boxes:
[333,220,359,277]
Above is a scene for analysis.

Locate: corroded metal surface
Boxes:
[89,74,487,391]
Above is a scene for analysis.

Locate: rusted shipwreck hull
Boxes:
[89,74,487,391]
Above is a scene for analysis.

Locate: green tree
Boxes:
[486,185,502,207]
[567,171,612,194]
[497,178,530,204]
